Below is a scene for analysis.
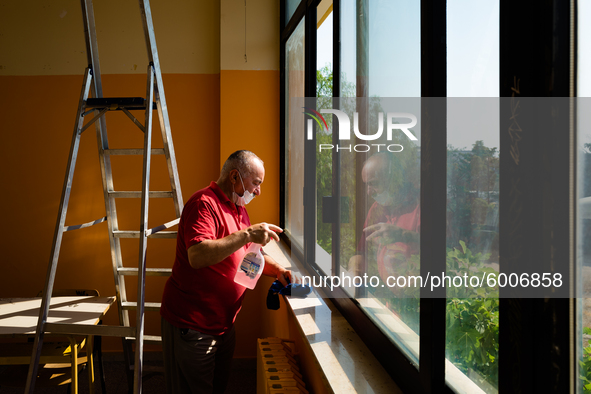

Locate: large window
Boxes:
[320,0,422,365]
[281,1,578,393]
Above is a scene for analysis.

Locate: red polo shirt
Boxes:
[160,181,251,335]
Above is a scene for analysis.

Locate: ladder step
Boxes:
[125,335,162,345]
[118,267,172,276]
[108,191,173,198]
[86,97,157,110]
[113,230,177,239]
[105,148,165,156]
[121,302,161,311]
[144,335,162,344]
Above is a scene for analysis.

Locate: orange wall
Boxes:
[220,70,280,226]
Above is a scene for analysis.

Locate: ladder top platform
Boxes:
[86,97,157,110]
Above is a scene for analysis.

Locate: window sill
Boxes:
[264,239,402,394]
[264,239,489,394]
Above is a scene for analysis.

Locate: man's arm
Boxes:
[187,223,282,270]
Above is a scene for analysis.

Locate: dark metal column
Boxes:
[332,0,342,277]
[304,1,317,268]
[499,0,576,392]
[419,0,447,392]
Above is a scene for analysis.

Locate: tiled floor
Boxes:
[0,352,257,393]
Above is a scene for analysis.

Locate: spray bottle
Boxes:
[234,242,264,289]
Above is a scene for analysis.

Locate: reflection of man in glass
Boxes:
[350,152,420,294]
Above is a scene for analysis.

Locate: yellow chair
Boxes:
[0,289,106,394]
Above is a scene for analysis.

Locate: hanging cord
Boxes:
[244,0,247,62]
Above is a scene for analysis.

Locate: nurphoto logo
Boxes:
[303,108,418,153]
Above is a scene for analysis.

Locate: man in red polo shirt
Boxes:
[160,150,291,394]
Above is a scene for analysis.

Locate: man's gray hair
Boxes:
[221,150,264,179]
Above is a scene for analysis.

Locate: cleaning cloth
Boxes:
[266,279,312,310]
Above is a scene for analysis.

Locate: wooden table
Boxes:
[0,296,115,393]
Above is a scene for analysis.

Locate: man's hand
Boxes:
[348,254,365,277]
[364,222,404,244]
[247,223,283,246]
[276,268,292,287]
[364,222,418,245]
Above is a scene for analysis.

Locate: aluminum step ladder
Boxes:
[25,1,183,393]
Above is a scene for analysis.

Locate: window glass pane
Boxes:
[339,0,356,98]
[368,0,420,98]
[285,0,302,27]
[578,1,591,392]
[338,0,358,303]
[316,1,333,274]
[446,1,499,392]
[338,0,421,365]
[285,18,305,250]
[578,2,591,97]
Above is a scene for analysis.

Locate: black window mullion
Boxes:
[303,1,317,273]
[331,0,341,278]
[279,0,287,232]
[498,0,575,392]
[419,0,447,392]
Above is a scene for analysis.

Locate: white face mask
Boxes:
[372,190,393,206]
[233,171,255,206]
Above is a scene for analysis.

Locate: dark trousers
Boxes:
[161,317,236,394]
